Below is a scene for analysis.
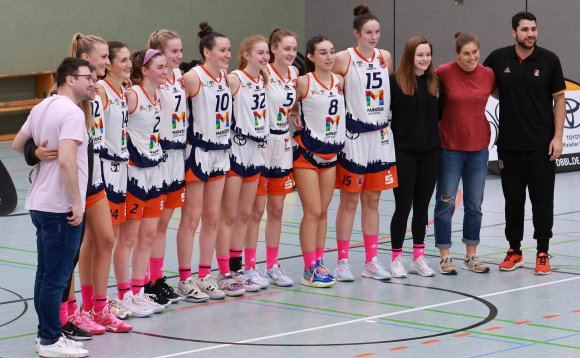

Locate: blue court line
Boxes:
[470,333,580,357]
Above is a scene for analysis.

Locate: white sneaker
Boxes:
[409,256,436,277]
[36,337,83,353]
[118,291,154,318]
[218,273,246,296]
[390,255,407,278]
[334,258,355,282]
[134,291,165,313]
[37,335,89,358]
[178,277,210,303]
[362,256,392,280]
[245,266,269,289]
[232,270,261,292]
[197,276,226,300]
[265,264,293,287]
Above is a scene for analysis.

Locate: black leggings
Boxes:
[61,214,86,303]
[390,150,439,250]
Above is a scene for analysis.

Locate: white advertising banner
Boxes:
[485,79,580,173]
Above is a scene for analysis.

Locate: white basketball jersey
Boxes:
[127,85,163,167]
[99,79,129,161]
[344,47,390,132]
[231,69,268,141]
[159,68,187,150]
[297,72,346,156]
[89,94,105,154]
[266,64,297,135]
[187,65,231,150]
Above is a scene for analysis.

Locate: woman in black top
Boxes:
[389,36,440,278]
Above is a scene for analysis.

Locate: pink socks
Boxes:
[93,295,107,313]
[392,248,403,261]
[302,251,317,269]
[244,248,257,270]
[363,234,379,263]
[80,286,93,312]
[60,302,68,326]
[413,244,425,261]
[179,267,191,281]
[198,264,211,279]
[150,257,165,284]
[117,282,131,300]
[130,279,144,296]
[316,247,325,261]
[67,297,78,314]
[337,240,350,261]
[266,246,279,269]
[217,255,230,275]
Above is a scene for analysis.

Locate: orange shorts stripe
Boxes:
[293,154,333,173]
[86,189,106,209]
[336,165,399,192]
[108,200,126,225]
[126,193,166,220]
[257,173,294,196]
[226,170,260,183]
[164,187,185,209]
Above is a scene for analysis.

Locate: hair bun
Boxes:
[353,4,371,17]
[454,32,462,39]
[198,22,214,38]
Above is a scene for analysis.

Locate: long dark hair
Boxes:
[304,35,331,73]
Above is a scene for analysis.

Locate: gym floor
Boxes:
[1,139,579,358]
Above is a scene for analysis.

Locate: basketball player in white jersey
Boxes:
[144,29,186,304]
[292,36,346,288]
[332,5,397,281]
[175,22,231,301]
[245,28,298,287]
[68,35,131,334]
[215,35,270,295]
[116,49,169,317]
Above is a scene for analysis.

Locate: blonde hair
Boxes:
[237,35,269,85]
[147,29,180,52]
[70,33,106,58]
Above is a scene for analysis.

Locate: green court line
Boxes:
[0,259,36,267]
[0,245,36,254]
[0,332,36,341]
[252,298,368,317]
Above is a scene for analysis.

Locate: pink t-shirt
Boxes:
[22,95,88,213]
[436,62,495,151]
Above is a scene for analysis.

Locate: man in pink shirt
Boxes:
[12,57,94,358]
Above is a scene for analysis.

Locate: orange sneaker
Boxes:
[499,249,524,271]
[534,252,551,275]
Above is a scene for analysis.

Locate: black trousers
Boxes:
[497,148,555,252]
[390,149,439,249]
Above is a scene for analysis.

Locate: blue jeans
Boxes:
[434,148,488,249]
[31,211,82,345]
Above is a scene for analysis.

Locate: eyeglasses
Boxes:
[71,74,96,84]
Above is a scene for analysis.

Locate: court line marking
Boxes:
[153,276,580,357]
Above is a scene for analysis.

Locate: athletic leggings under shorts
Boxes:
[227,132,264,182]
[160,149,185,209]
[336,128,398,192]
[257,134,294,195]
[185,144,230,183]
[101,158,128,224]
[126,162,165,219]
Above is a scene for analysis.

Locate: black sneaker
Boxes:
[61,321,92,341]
[152,277,183,303]
[143,284,171,307]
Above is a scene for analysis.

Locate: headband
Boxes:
[143,49,161,66]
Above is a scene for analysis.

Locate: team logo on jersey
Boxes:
[253,109,266,128]
[378,55,387,69]
[172,112,186,129]
[336,83,343,95]
[380,128,390,144]
[325,115,340,136]
[149,133,160,150]
[366,90,384,106]
[91,117,104,136]
[121,130,126,146]
[277,107,289,122]
[216,112,230,129]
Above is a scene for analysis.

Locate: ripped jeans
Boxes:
[434,148,488,249]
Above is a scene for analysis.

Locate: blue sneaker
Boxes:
[301,260,336,288]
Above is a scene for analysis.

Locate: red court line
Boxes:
[484,326,503,331]
[573,309,580,313]
[421,339,440,345]
[515,320,532,325]
[543,314,560,319]
[354,353,375,357]
[173,291,281,311]
[389,346,408,351]
[453,333,470,337]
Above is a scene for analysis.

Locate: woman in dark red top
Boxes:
[434,33,495,275]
